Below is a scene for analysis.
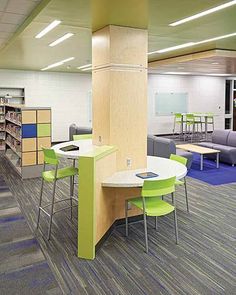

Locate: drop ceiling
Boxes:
[0,0,235,74]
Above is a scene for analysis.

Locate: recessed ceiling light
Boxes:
[35,20,61,39]
[77,64,92,70]
[169,0,236,26]
[81,67,92,71]
[148,32,236,55]
[148,42,194,55]
[196,32,236,44]
[49,33,74,47]
[41,57,75,71]
[163,72,191,75]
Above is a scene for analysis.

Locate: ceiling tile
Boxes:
[0,0,8,12]
[6,0,38,15]
[0,31,12,38]
[1,12,26,25]
[0,23,17,32]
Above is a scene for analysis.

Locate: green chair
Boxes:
[125,176,178,253]
[36,148,78,240]
[173,113,183,138]
[170,154,189,212]
[73,134,92,140]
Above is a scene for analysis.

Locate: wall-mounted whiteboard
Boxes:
[155,92,188,116]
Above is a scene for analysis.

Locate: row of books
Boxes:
[6,123,21,140]
[6,134,21,152]
[5,111,21,124]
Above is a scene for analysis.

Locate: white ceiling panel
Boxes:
[1,12,26,25]
[6,0,39,15]
[0,0,8,12]
[0,23,17,32]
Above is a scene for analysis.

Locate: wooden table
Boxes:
[176,144,220,171]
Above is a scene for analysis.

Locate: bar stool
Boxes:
[185,114,195,142]
[205,113,214,139]
[173,113,183,138]
[36,148,78,240]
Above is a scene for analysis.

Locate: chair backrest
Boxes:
[174,113,182,122]
[42,148,59,165]
[170,153,187,166]
[141,176,176,198]
[73,134,92,140]
[186,113,195,121]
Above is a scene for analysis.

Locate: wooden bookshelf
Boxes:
[2,105,51,179]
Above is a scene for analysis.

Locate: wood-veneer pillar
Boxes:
[92,25,148,170]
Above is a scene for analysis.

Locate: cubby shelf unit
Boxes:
[2,105,51,179]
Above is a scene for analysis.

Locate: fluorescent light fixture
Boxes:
[196,32,236,44]
[35,20,61,39]
[212,62,219,65]
[81,67,92,71]
[205,73,232,76]
[77,64,92,70]
[148,42,195,55]
[49,33,74,47]
[169,0,236,26]
[41,57,74,71]
[163,72,191,75]
[148,32,236,55]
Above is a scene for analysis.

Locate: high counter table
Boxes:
[52,139,187,260]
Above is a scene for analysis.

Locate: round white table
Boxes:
[102,156,187,188]
[52,139,93,159]
[52,140,187,188]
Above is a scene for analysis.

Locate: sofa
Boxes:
[197,130,236,166]
[147,135,193,169]
[69,124,92,141]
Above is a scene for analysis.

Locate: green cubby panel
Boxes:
[37,124,51,137]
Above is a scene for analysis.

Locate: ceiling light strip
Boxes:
[148,32,236,55]
[49,33,74,47]
[41,57,74,71]
[77,64,92,69]
[169,0,236,26]
[35,20,61,39]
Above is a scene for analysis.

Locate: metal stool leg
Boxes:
[36,178,44,229]
[155,216,158,230]
[173,209,179,244]
[70,176,73,220]
[125,200,129,237]
[47,179,57,241]
[184,177,189,213]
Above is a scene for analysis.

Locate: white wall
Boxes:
[0,69,92,142]
[148,74,225,135]
[0,69,226,141]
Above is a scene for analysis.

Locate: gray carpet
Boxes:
[0,175,62,295]
[0,154,236,295]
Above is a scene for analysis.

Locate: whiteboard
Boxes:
[155,92,188,116]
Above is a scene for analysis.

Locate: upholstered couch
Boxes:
[147,135,193,169]
[69,124,92,141]
[197,130,236,166]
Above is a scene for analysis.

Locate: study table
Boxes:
[52,139,187,259]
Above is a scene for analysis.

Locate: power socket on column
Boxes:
[126,158,132,168]
[98,136,102,143]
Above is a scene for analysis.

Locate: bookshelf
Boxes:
[0,87,25,105]
[1,105,51,179]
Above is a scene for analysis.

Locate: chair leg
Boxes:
[143,212,148,253]
[184,177,189,213]
[36,178,44,229]
[70,176,73,220]
[173,209,179,244]
[47,180,57,241]
[125,200,129,237]
[155,216,158,230]
[171,193,174,204]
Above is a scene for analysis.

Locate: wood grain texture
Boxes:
[22,138,37,152]
[21,110,36,124]
[21,152,37,166]
[1,154,236,295]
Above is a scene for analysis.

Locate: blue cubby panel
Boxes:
[22,124,37,138]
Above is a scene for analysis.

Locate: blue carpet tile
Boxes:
[188,154,236,185]
[0,176,62,295]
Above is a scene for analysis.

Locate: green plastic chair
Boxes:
[170,154,189,212]
[36,148,78,240]
[173,113,183,138]
[125,176,178,253]
[73,134,92,140]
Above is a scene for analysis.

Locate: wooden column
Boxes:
[92,25,148,170]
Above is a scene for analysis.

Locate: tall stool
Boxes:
[36,148,78,240]
[185,114,195,142]
[173,113,183,138]
[205,113,214,140]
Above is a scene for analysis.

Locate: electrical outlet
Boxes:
[98,135,102,143]
[127,158,131,167]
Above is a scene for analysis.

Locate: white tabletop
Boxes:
[52,139,94,159]
[102,156,187,188]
